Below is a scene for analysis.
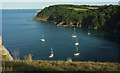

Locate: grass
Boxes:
[2,60,120,72]
[67,7,89,11]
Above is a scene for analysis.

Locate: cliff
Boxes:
[0,36,13,61]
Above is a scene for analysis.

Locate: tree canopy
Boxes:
[35,4,120,33]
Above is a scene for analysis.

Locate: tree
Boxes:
[35,4,120,33]
[98,13,106,27]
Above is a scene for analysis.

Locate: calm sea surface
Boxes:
[2,9,119,62]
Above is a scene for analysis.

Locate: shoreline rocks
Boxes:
[57,22,64,26]
[35,10,41,12]
[30,18,120,34]
[29,18,47,21]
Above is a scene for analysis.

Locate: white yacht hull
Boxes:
[72,35,77,38]
[48,54,54,58]
[74,53,80,56]
[40,39,45,42]
[75,42,79,46]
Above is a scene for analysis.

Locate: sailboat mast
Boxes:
[74,27,76,33]
[76,47,79,52]
[51,48,53,54]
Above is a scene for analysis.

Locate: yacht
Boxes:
[48,48,54,58]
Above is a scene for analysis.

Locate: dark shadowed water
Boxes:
[2,9,119,62]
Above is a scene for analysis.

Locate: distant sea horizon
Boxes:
[2,2,119,9]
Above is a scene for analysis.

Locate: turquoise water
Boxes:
[2,9,119,62]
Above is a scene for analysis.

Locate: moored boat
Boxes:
[40,34,45,42]
[75,42,79,46]
[74,47,80,56]
[48,48,54,58]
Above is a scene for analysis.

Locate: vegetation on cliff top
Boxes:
[2,60,120,71]
[34,4,120,33]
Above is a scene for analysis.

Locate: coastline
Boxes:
[30,18,120,34]
[31,5,120,35]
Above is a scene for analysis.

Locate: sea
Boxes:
[2,2,120,62]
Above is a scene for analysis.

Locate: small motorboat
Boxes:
[75,42,79,46]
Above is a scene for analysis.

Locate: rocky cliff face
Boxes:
[0,36,2,73]
[0,36,13,61]
[0,36,2,45]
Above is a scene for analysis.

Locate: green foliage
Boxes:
[2,60,120,71]
[12,49,19,60]
[35,5,120,33]
[67,7,89,11]
[23,53,32,63]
